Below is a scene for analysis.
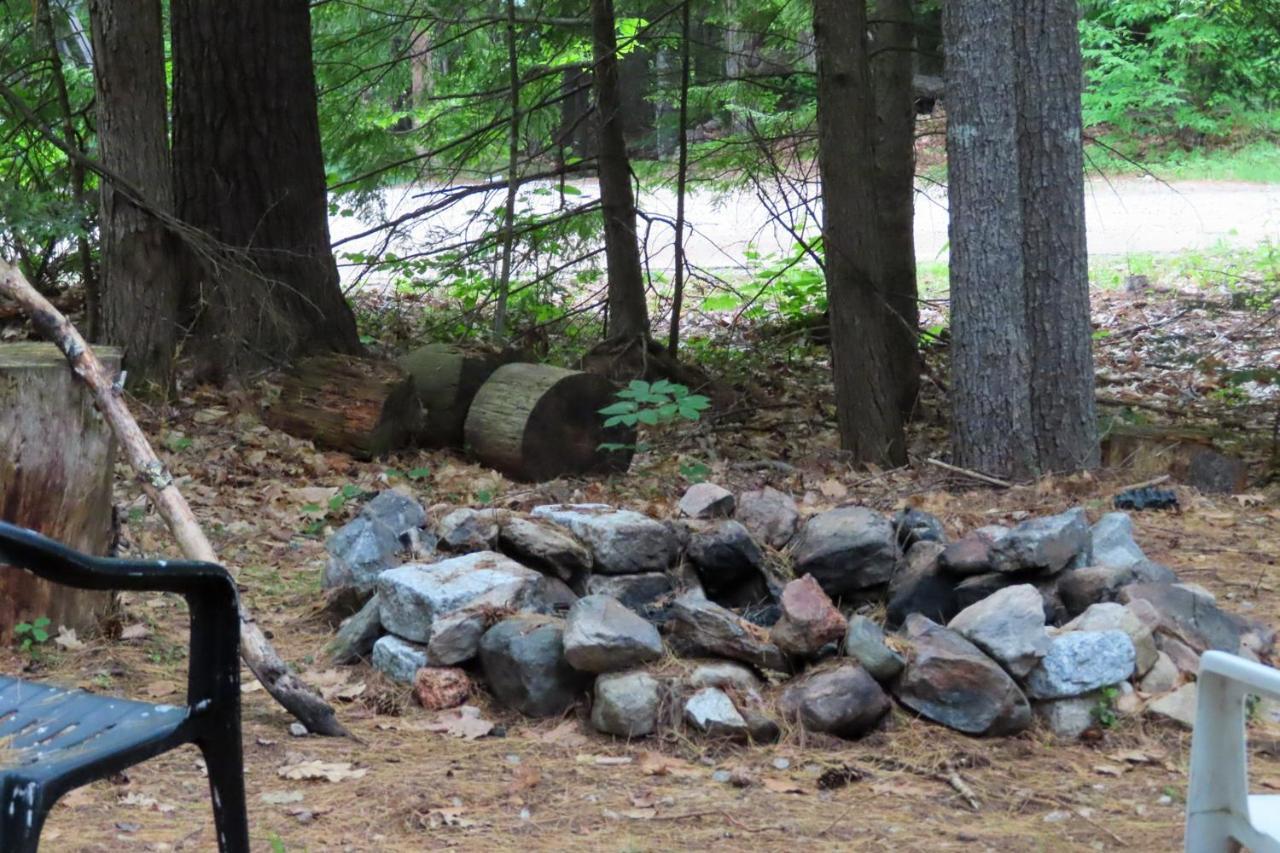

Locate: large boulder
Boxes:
[323,515,403,592]
[790,507,900,599]
[988,508,1090,574]
[563,595,664,673]
[842,615,905,682]
[947,585,1050,679]
[1024,631,1136,700]
[479,615,591,716]
[1090,512,1146,568]
[770,574,847,657]
[685,521,765,598]
[584,573,673,613]
[371,635,429,683]
[497,516,591,581]
[329,594,383,664]
[377,552,543,643]
[532,504,679,574]
[591,671,662,738]
[886,541,957,628]
[779,662,890,739]
[665,592,789,672]
[735,487,800,549]
[683,687,749,740]
[892,615,1031,736]
[1062,602,1158,677]
[1118,583,1257,655]
[678,482,735,519]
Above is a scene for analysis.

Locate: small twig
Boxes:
[940,765,981,811]
[1115,473,1172,492]
[924,458,1013,489]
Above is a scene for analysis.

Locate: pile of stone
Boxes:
[323,484,1274,742]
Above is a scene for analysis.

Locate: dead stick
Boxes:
[924,458,1013,489]
[1116,473,1172,492]
[0,258,347,737]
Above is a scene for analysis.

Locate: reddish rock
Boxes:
[414,666,472,711]
[770,574,848,656]
[939,535,993,575]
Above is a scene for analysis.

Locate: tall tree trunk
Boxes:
[590,0,650,343]
[667,0,692,357]
[493,0,520,341]
[813,0,906,466]
[1015,0,1098,472]
[870,0,920,417]
[943,0,1037,479]
[171,0,360,375]
[88,0,180,385]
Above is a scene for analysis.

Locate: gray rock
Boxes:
[953,573,1009,610]
[498,516,591,581]
[989,508,1090,574]
[479,615,591,717]
[666,592,789,672]
[1174,582,1217,605]
[685,521,764,597]
[892,508,948,549]
[886,541,958,628]
[735,487,800,549]
[437,508,501,553]
[1036,694,1104,739]
[1131,559,1179,585]
[1058,564,1136,616]
[532,504,679,575]
[563,595,664,673]
[939,535,995,576]
[743,708,782,744]
[1118,582,1253,655]
[323,515,403,592]
[678,482,735,519]
[361,490,427,537]
[423,608,489,666]
[892,615,1032,736]
[947,585,1050,679]
[1062,602,1158,677]
[770,574,848,657]
[683,688,749,739]
[1024,631,1136,700]
[779,663,890,739]
[585,573,673,613]
[1156,633,1203,676]
[1147,682,1197,728]
[790,506,901,599]
[842,615,905,682]
[591,671,661,738]
[687,661,762,694]
[1139,651,1180,694]
[329,594,383,664]
[377,552,543,643]
[372,635,429,683]
[536,576,580,613]
[975,525,1012,543]
[1090,512,1146,569]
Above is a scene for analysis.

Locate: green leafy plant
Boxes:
[679,459,712,483]
[599,380,710,429]
[14,616,52,655]
[1093,685,1121,728]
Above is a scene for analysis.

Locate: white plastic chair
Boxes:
[1186,650,1280,852]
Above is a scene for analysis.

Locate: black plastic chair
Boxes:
[0,521,248,852]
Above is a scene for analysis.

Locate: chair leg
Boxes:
[199,732,250,852]
[0,778,48,853]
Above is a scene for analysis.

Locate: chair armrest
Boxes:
[1200,650,1280,702]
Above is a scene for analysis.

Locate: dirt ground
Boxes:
[14,283,1280,852]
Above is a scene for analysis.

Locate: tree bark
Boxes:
[813,0,906,466]
[590,0,650,343]
[870,0,921,416]
[170,0,360,376]
[88,0,180,386]
[943,0,1037,479]
[1015,0,1099,472]
[667,0,692,357]
[397,344,511,448]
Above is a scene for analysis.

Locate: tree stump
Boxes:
[396,343,511,448]
[464,363,635,481]
[0,343,121,639]
[264,354,425,459]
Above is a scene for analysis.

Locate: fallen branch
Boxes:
[1115,473,1172,493]
[0,258,347,737]
[924,458,1013,489]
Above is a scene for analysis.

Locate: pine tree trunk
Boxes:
[1015,0,1099,472]
[590,0,650,343]
[870,0,921,416]
[813,0,906,466]
[88,0,180,385]
[943,0,1037,479]
[171,0,360,376]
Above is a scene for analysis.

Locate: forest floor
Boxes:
[11,267,1280,851]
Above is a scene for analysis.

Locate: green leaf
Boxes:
[636,409,660,426]
[598,401,637,416]
[31,628,48,643]
[328,494,348,512]
[33,616,50,629]
[407,467,432,481]
[341,484,362,499]
[627,379,650,394]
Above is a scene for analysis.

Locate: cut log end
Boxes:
[465,362,635,482]
[396,343,512,448]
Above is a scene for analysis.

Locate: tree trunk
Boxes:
[464,363,634,482]
[396,344,511,448]
[943,0,1037,479]
[870,0,921,416]
[813,0,906,466]
[88,0,180,386]
[264,356,424,460]
[590,0,650,343]
[0,343,120,639]
[170,0,360,376]
[667,0,692,356]
[1015,0,1099,472]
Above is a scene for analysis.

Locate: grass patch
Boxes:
[1091,239,1280,293]
[1086,137,1280,184]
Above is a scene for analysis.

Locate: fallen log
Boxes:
[396,343,509,448]
[465,362,634,481]
[0,343,120,638]
[0,257,348,737]
[265,354,425,459]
